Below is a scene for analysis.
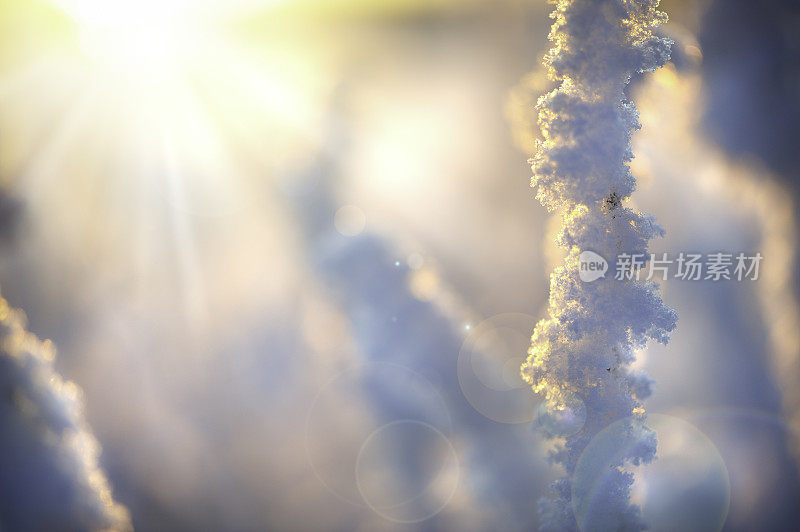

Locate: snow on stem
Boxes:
[521,1,676,530]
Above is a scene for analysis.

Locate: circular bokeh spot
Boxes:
[457,313,539,424]
[633,414,730,531]
[573,414,729,532]
[356,420,459,523]
[407,252,424,270]
[334,205,366,236]
[305,362,451,506]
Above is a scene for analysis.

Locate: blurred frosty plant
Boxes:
[0,293,131,531]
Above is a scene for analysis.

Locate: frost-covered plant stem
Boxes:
[521,1,675,530]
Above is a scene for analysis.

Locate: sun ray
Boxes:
[161,129,209,329]
[16,79,100,197]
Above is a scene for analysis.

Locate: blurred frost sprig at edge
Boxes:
[0,292,132,532]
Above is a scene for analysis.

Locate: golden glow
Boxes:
[410,267,440,302]
[0,0,353,336]
[58,0,195,72]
